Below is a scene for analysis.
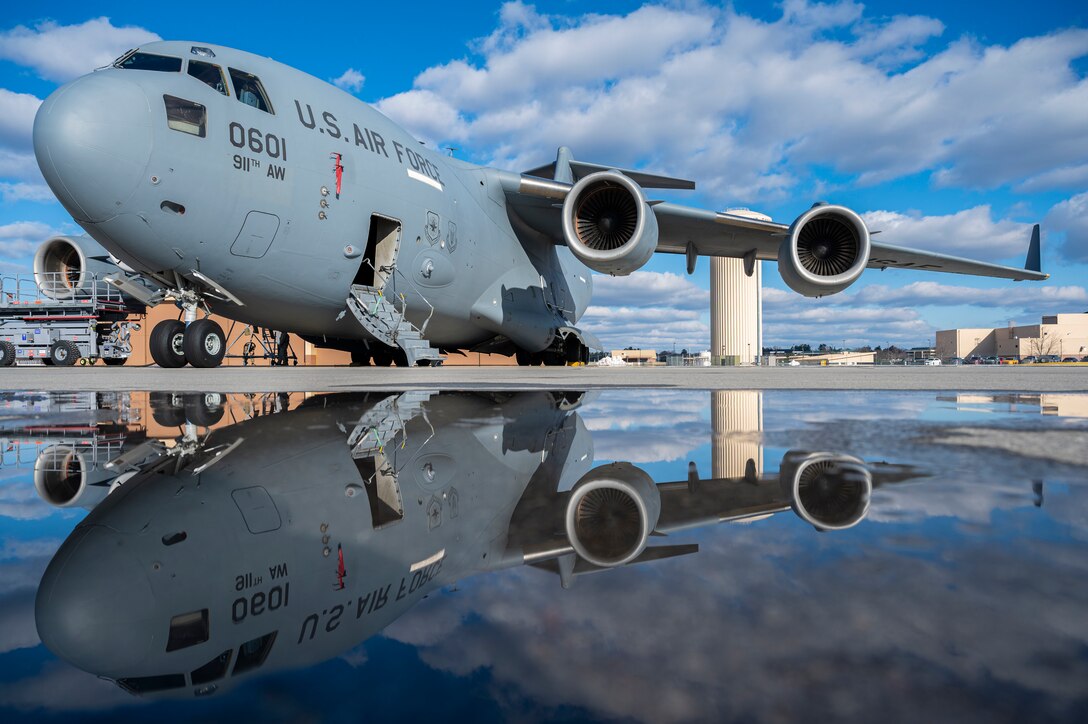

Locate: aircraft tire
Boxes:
[0,341,15,366]
[150,392,186,427]
[49,340,80,367]
[515,350,532,366]
[392,349,409,367]
[350,349,372,366]
[103,357,127,366]
[150,320,188,368]
[184,319,226,368]
[372,348,393,366]
[184,392,225,426]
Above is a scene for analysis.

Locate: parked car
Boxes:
[966,355,983,365]
[1082,356,1088,363]
[984,356,999,365]
[1020,355,1038,364]
[945,357,964,365]
[1062,357,1079,363]
[1040,355,1061,363]
[924,358,941,366]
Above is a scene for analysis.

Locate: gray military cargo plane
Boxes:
[32,41,1048,368]
[35,390,912,698]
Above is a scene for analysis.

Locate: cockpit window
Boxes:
[232,631,276,675]
[188,60,228,96]
[117,673,186,694]
[116,52,182,72]
[164,96,207,138]
[166,609,209,652]
[228,68,273,113]
[191,649,232,685]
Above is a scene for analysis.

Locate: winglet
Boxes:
[1025,224,1041,273]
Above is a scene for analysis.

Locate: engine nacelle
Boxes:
[33,234,116,299]
[779,451,872,531]
[565,462,660,567]
[561,171,658,276]
[778,204,871,297]
[33,445,116,510]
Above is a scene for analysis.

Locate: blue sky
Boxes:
[1,1,1086,350]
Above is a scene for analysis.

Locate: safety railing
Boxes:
[361,259,436,338]
[0,272,128,310]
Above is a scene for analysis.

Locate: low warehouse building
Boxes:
[937,313,1088,360]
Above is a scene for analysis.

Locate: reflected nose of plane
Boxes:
[35,525,157,675]
[33,73,153,223]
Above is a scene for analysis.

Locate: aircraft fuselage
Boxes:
[33,41,592,353]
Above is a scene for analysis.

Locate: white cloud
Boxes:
[1045,191,1088,263]
[331,67,366,93]
[582,304,708,351]
[0,181,53,203]
[0,17,160,82]
[377,2,1088,202]
[0,88,41,150]
[589,271,708,310]
[0,149,39,179]
[0,219,57,259]
[1016,164,1088,193]
[862,205,1031,259]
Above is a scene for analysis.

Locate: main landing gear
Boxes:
[148,289,226,368]
[515,335,590,366]
[149,318,227,368]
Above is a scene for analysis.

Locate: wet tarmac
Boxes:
[2,364,1087,392]
[0,388,1086,722]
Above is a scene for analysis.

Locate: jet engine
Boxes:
[780,451,872,531]
[561,171,658,276]
[778,204,871,297]
[565,462,660,567]
[33,445,115,510]
[33,234,117,299]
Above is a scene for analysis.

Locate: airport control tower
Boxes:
[710,209,769,366]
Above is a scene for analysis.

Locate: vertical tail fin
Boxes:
[1025,224,1041,273]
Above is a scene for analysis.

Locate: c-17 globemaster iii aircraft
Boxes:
[32,42,1047,368]
[34,390,921,698]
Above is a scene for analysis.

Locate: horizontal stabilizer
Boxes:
[1025,224,1041,273]
[524,148,695,190]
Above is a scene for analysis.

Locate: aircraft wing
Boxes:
[650,204,1047,282]
[503,149,1047,283]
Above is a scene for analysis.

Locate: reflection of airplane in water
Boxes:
[34,391,919,699]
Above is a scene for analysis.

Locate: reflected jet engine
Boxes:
[779,451,872,531]
[565,462,661,567]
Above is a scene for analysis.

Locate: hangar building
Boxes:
[936,313,1088,360]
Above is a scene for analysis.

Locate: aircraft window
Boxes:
[188,60,228,96]
[117,673,186,694]
[164,95,207,138]
[228,68,273,113]
[166,609,209,652]
[116,52,182,72]
[231,631,277,675]
[191,649,232,685]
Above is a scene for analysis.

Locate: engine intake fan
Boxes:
[33,235,116,299]
[779,451,872,531]
[561,171,658,276]
[566,463,661,567]
[778,204,871,297]
[33,445,114,510]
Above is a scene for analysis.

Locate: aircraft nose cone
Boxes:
[36,525,157,675]
[33,73,153,223]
